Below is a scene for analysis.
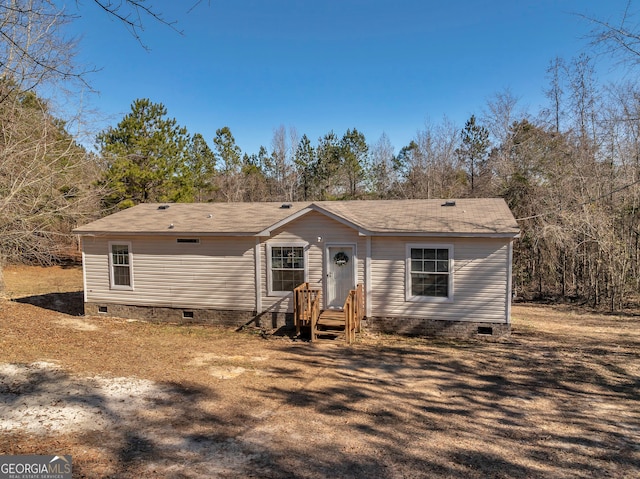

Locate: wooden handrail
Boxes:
[344,291,354,344]
[355,283,364,333]
[343,284,364,344]
[294,282,320,340]
[310,290,319,342]
[296,282,363,344]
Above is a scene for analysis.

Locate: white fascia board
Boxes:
[74,231,261,237]
[75,229,519,239]
[367,231,520,239]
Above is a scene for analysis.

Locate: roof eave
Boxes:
[365,231,520,238]
[73,231,261,237]
[74,230,520,239]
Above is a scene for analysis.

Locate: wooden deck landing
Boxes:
[317,312,347,326]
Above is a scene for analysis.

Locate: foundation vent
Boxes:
[477,326,493,335]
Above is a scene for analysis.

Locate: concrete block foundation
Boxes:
[85,303,509,339]
[366,316,510,339]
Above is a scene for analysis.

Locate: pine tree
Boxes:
[213,126,243,202]
[294,134,315,200]
[97,98,189,209]
[314,131,341,199]
[456,115,490,194]
[340,128,369,198]
[184,133,216,202]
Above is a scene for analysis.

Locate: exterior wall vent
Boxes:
[477,326,493,335]
[177,238,200,244]
[441,201,456,207]
[98,306,108,314]
[183,311,195,319]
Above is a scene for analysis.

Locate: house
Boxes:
[73,199,520,338]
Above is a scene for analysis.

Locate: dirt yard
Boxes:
[1,265,639,478]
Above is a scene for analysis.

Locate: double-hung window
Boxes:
[268,244,306,295]
[406,244,453,302]
[109,242,133,290]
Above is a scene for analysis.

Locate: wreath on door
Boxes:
[333,251,349,266]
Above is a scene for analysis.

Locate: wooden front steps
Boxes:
[315,310,348,340]
[293,283,364,343]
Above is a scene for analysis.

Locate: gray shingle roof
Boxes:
[73,199,519,237]
[313,199,519,235]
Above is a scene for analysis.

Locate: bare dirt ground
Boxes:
[1,265,639,478]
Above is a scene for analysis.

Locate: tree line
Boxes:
[1,0,639,310]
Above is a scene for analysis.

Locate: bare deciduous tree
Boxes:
[0,88,102,265]
[0,0,188,287]
[369,132,396,198]
[0,0,83,101]
[543,57,566,133]
[482,88,525,145]
[89,0,182,47]
[269,125,297,201]
[581,0,640,70]
[0,0,181,100]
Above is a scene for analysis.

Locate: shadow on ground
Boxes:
[13,291,84,316]
[251,332,640,478]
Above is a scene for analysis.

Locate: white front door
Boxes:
[326,245,355,309]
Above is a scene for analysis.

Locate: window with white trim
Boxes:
[406,244,453,301]
[109,242,133,290]
[268,245,306,294]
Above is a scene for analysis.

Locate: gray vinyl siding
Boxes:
[82,235,256,310]
[81,222,512,323]
[260,211,365,314]
[370,236,511,323]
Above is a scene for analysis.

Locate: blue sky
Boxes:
[64,0,624,155]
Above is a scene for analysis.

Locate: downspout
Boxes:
[365,235,372,317]
[80,236,87,303]
[254,238,262,314]
[506,239,514,324]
